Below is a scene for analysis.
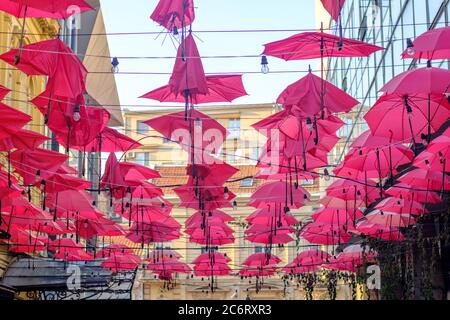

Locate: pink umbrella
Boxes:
[150,0,195,32]
[398,168,450,191]
[354,221,404,241]
[0,129,50,151]
[0,0,93,19]
[364,94,450,144]
[293,249,331,265]
[386,183,441,204]
[263,32,383,60]
[326,178,378,205]
[320,0,345,22]
[374,197,428,216]
[0,102,32,140]
[413,151,448,172]
[242,252,281,267]
[312,207,364,226]
[249,181,310,208]
[300,222,353,245]
[277,71,359,117]
[402,26,450,61]
[365,210,416,228]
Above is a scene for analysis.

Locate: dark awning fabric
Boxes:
[1,258,112,291]
[0,284,15,300]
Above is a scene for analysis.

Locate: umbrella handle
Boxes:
[14,6,28,65]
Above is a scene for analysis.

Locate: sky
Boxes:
[100,0,319,110]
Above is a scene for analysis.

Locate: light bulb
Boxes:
[406,38,415,56]
[73,104,81,122]
[261,55,269,74]
[111,57,119,73]
[223,187,229,200]
[323,168,331,182]
[194,117,202,133]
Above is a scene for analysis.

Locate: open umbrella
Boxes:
[320,0,345,22]
[82,127,143,153]
[277,71,359,117]
[0,39,88,98]
[0,129,49,152]
[9,148,68,185]
[353,221,404,241]
[386,182,441,204]
[150,0,195,32]
[364,94,450,144]
[300,221,353,245]
[402,26,450,61]
[0,85,10,100]
[263,32,384,60]
[0,102,31,140]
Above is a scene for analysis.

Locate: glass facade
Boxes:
[326,0,450,163]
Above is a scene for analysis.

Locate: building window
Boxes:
[137,121,149,135]
[228,118,240,140]
[240,178,254,187]
[155,243,172,250]
[254,246,270,254]
[135,152,150,166]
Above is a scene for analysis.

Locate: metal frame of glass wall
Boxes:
[326,0,450,163]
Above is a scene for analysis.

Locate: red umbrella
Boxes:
[320,0,345,22]
[140,74,248,105]
[9,148,68,185]
[0,102,31,140]
[0,129,49,152]
[5,229,47,253]
[169,34,207,96]
[365,210,416,228]
[250,181,310,208]
[174,179,236,210]
[246,208,299,226]
[98,244,135,258]
[32,92,110,150]
[374,197,428,216]
[364,94,450,143]
[263,32,383,60]
[193,262,231,277]
[144,109,227,153]
[326,178,378,204]
[398,168,450,191]
[340,144,414,180]
[76,218,125,240]
[193,252,231,264]
[339,245,378,263]
[413,151,448,172]
[243,252,281,267]
[386,183,441,204]
[47,190,96,213]
[146,259,191,280]
[293,249,331,265]
[185,210,234,226]
[0,0,93,19]
[0,39,88,98]
[283,263,319,275]
[402,26,450,61]
[245,227,294,245]
[0,84,10,100]
[354,221,404,241]
[101,253,141,273]
[319,196,365,210]
[150,0,195,32]
[380,67,450,96]
[187,226,235,246]
[240,266,277,278]
[300,221,353,245]
[0,168,22,199]
[312,207,364,226]
[277,71,359,116]
[37,173,90,194]
[82,127,143,152]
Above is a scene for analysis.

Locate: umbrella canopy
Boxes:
[364,94,450,142]
[365,210,416,228]
[402,26,450,60]
[380,66,450,96]
[174,181,236,211]
[36,173,90,194]
[312,207,364,225]
[340,144,414,179]
[277,72,359,116]
[0,102,31,140]
[320,0,345,22]
[0,84,10,100]
[354,221,404,241]
[293,249,331,265]
[413,151,448,172]
[9,148,68,185]
[385,183,441,204]
[98,244,135,258]
[0,129,49,151]
[326,178,378,203]
[82,127,143,152]
[193,252,231,264]
[300,222,353,245]
[263,32,383,60]
[101,254,141,273]
[398,168,450,191]
[140,74,248,105]
[374,197,428,216]
[0,39,88,99]
[0,0,94,19]
[250,181,310,207]
[169,34,207,96]
[150,0,195,32]
[242,252,281,267]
